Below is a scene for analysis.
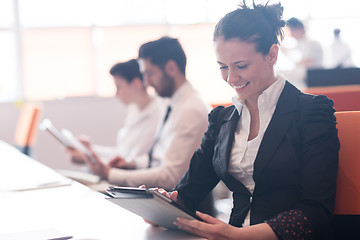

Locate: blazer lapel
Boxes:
[214,107,250,193]
[253,82,301,182]
[215,107,239,177]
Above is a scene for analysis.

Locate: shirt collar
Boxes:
[169,81,191,108]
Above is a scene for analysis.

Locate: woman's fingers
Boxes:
[139,186,174,199]
[143,218,158,227]
[170,190,178,201]
[174,218,209,238]
[174,212,228,239]
[196,211,220,224]
[158,188,166,194]
[158,188,171,198]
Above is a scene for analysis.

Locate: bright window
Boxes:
[0,0,13,28]
[22,28,95,100]
[19,0,93,27]
[0,31,18,101]
[95,25,168,96]
[1,0,360,103]
[0,0,18,101]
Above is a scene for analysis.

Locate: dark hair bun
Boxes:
[255,2,285,41]
[214,0,286,54]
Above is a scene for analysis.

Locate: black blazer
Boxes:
[175,81,340,239]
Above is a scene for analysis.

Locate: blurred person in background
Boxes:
[328,28,354,68]
[280,17,324,89]
[67,59,165,169]
[285,17,324,69]
[80,37,211,194]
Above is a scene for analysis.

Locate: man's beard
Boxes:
[158,71,176,98]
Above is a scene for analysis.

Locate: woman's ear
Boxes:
[268,44,279,64]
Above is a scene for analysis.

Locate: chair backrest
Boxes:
[14,102,43,155]
[211,102,232,109]
[334,111,360,214]
[304,85,360,111]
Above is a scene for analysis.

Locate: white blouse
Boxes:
[228,75,286,226]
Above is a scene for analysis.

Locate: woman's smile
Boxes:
[232,81,250,90]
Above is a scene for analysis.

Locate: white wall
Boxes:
[1,96,125,171]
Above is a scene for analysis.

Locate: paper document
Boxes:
[39,118,96,164]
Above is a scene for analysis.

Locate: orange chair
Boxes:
[213,85,360,111]
[332,111,360,239]
[304,85,360,111]
[211,102,232,109]
[14,102,43,156]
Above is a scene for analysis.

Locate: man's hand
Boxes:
[108,156,135,169]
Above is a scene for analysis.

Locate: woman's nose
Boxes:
[226,68,238,84]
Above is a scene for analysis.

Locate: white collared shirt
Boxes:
[228,75,286,226]
[329,38,354,68]
[108,81,211,190]
[93,96,165,164]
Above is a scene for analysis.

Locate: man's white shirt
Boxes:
[108,81,211,190]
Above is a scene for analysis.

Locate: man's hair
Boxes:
[138,36,187,75]
[286,17,304,30]
[109,59,143,83]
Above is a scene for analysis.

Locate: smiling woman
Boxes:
[149,1,341,240]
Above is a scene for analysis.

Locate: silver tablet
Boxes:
[106,186,202,230]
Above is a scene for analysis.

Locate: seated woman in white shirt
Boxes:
[68,59,164,168]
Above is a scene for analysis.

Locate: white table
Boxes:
[0,141,203,240]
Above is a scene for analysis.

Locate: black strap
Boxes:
[148,105,172,168]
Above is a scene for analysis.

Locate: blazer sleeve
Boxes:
[175,106,224,211]
[298,95,340,237]
[269,94,340,239]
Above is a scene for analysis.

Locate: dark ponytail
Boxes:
[214,0,285,55]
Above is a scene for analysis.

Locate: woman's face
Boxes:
[113,76,137,105]
[214,37,278,104]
